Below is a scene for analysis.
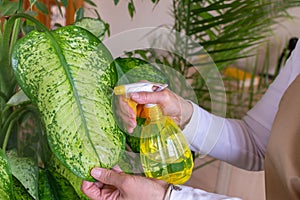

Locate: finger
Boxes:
[101,185,120,199]
[125,123,135,134]
[94,181,104,188]
[118,97,136,119]
[81,180,101,200]
[112,165,123,173]
[118,112,136,133]
[131,90,168,105]
[114,97,137,133]
[91,168,126,188]
[118,111,136,133]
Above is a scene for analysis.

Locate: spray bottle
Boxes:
[114,82,194,185]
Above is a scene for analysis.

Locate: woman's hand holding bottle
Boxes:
[116,86,194,133]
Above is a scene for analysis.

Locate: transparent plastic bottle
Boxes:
[140,104,194,185]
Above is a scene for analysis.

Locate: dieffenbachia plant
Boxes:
[10,13,125,181]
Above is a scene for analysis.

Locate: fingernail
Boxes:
[127,120,136,134]
[127,126,134,133]
[131,119,136,127]
[91,168,102,178]
[131,93,139,100]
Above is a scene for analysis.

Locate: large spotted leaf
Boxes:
[38,169,80,200]
[12,25,125,181]
[48,155,89,199]
[0,149,14,199]
[7,149,38,199]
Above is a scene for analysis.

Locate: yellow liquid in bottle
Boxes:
[140,105,194,185]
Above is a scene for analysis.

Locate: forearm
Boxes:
[183,102,269,171]
[182,42,300,170]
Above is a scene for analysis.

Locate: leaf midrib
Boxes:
[46,29,99,162]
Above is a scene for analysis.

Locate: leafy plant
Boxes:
[0,0,162,198]
[113,0,160,18]
[1,0,299,199]
[0,0,117,199]
[12,16,125,181]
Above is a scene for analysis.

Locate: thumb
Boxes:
[91,168,125,187]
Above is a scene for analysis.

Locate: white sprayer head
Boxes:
[114,82,168,107]
[114,82,168,96]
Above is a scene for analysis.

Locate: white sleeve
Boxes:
[169,185,241,200]
[183,41,300,171]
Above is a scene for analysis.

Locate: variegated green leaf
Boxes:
[48,155,89,200]
[73,18,106,40]
[12,176,34,200]
[7,90,30,106]
[12,25,125,181]
[38,169,80,200]
[0,149,14,200]
[7,149,38,200]
[38,170,55,199]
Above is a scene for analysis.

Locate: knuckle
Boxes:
[120,175,132,187]
[162,89,172,102]
[101,169,112,182]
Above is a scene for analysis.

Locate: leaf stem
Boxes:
[2,119,17,152]
[1,107,27,149]
[0,12,50,150]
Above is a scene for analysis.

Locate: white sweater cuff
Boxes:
[169,185,242,200]
[183,101,201,144]
[183,102,212,152]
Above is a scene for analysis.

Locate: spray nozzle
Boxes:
[114,82,168,111]
[114,82,168,96]
[113,82,168,117]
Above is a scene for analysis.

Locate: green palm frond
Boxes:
[173,0,300,69]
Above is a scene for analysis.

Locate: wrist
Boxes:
[180,100,193,129]
[163,184,182,200]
